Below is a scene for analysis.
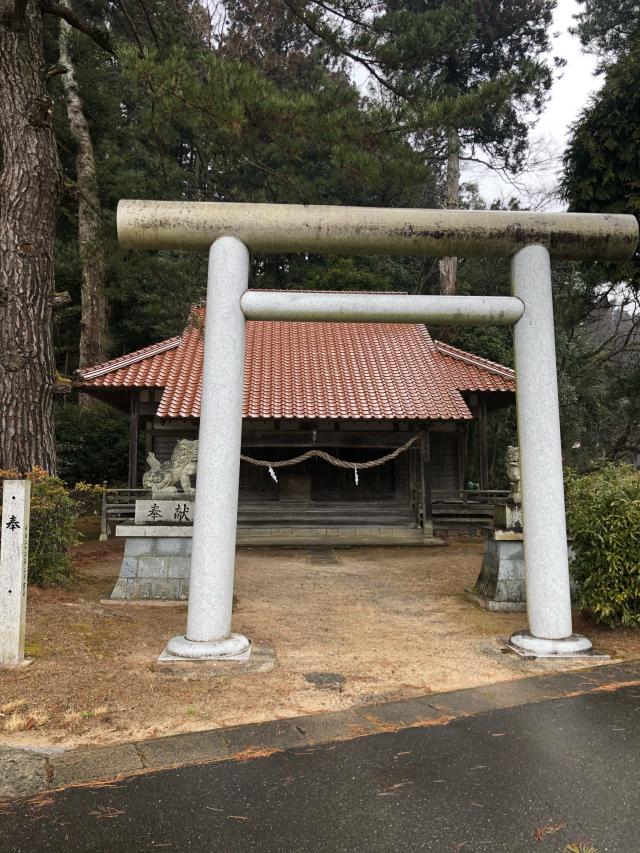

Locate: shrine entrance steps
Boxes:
[236,526,442,547]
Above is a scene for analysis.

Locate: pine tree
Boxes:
[282,0,556,292]
[1,0,112,471]
[59,1,108,400]
[49,0,435,362]
[1,0,62,471]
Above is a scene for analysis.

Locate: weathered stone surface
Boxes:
[473,534,526,604]
[110,578,129,600]
[151,579,179,598]
[469,534,577,610]
[142,439,198,499]
[50,744,143,786]
[170,558,191,579]
[506,445,521,503]
[137,730,230,769]
[156,643,275,674]
[159,538,187,556]
[465,590,525,612]
[494,502,523,532]
[137,556,168,578]
[358,697,444,728]
[112,530,195,599]
[304,672,345,691]
[123,536,154,557]
[116,525,192,538]
[132,579,155,599]
[221,710,376,755]
[120,557,138,578]
[135,500,194,526]
[498,540,525,562]
[428,688,511,715]
[0,746,48,800]
[279,710,377,744]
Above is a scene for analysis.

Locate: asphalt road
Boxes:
[2,685,639,853]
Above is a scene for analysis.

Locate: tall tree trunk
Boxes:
[0,0,62,473]
[438,127,460,296]
[59,2,108,402]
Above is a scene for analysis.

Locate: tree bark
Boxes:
[438,127,460,296]
[59,2,108,401]
[0,0,62,473]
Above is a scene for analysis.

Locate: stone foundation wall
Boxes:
[111,536,192,600]
[468,535,577,612]
[475,537,525,603]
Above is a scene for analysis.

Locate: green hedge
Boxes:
[566,464,640,627]
[0,468,79,586]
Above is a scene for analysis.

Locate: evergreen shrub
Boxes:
[566,464,640,627]
[55,402,131,486]
[71,481,105,516]
[0,468,79,586]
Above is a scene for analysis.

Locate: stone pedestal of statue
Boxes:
[106,442,199,601]
[465,528,527,612]
[465,445,527,611]
[110,523,194,601]
[108,495,195,601]
[492,502,522,533]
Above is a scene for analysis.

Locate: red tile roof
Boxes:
[76,305,515,421]
[76,337,180,389]
[434,341,515,393]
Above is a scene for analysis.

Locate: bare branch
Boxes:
[46,62,68,78]
[306,0,376,31]
[53,290,71,308]
[116,0,145,57]
[136,0,159,49]
[40,0,115,54]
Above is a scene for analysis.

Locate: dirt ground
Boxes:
[1,524,638,751]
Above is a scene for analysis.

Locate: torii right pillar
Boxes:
[509,244,592,656]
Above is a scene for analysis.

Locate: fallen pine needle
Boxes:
[379,782,413,795]
[89,806,125,820]
[28,794,54,811]
[534,821,566,841]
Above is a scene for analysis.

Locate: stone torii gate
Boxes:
[117,201,638,662]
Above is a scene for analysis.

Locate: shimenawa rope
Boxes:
[240,436,418,485]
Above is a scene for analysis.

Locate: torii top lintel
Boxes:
[117,200,638,262]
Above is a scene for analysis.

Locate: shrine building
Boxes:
[76,304,515,543]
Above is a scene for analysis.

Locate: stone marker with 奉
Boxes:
[0,480,31,667]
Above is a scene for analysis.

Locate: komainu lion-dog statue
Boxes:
[142,439,198,498]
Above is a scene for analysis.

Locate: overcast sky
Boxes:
[465,0,603,208]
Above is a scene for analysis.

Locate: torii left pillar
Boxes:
[161,236,251,661]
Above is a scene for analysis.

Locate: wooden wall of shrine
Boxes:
[122,388,498,533]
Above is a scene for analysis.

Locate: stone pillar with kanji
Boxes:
[0,480,31,667]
